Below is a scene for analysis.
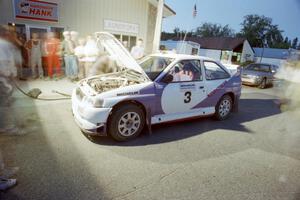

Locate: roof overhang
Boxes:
[147,0,176,17]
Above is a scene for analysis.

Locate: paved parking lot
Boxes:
[0,81,299,200]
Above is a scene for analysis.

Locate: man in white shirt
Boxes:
[0,25,19,191]
[131,39,145,60]
[84,35,99,77]
[74,38,86,79]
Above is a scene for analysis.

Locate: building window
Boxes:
[8,23,26,41]
[113,34,137,51]
[50,27,65,40]
[113,34,121,40]
[232,52,242,63]
[191,48,198,55]
[221,50,231,62]
[8,23,65,40]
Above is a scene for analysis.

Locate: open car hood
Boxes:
[95,32,150,80]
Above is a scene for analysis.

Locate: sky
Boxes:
[163,0,300,40]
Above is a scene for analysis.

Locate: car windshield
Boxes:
[140,56,174,81]
[246,64,270,72]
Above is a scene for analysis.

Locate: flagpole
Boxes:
[182,1,197,42]
[179,1,197,53]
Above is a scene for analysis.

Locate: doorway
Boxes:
[27,26,49,40]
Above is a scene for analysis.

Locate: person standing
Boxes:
[122,40,129,51]
[0,25,22,191]
[131,39,145,60]
[61,31,78,80]
[7,25,25,80]
[70,31,79,46]
[84,35,99,77]
[44,32,61,79]
[25,33,43,79]
[74,38,86,79]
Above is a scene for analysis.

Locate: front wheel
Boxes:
[214,95,233,120]
[259,78,267,89]
[108,104,145,142]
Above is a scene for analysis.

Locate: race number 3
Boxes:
[184,91,192,103]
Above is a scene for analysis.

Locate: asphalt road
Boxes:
[0,84,299,200]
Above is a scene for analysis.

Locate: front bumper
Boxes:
[72,90,112,136]
[242,77,261,86]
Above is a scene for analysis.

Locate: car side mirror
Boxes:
[161,74,173,84]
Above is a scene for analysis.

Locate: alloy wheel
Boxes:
[118,112,141,137]
[219,99,231,118]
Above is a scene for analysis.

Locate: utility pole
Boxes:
[152,0,164,53]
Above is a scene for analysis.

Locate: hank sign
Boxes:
[13,0,58,22]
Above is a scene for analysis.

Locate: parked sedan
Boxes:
[242,63,278,89]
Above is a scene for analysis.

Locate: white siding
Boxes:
[59,0,148,36]
[199,49,221,60]
[241,40,254,63]
[0,0,150,49]
[160,41,200,55]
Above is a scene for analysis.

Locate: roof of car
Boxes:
[149,53,216,61]
[250,63,278,67]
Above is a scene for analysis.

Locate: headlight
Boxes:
[83,97,104,108]
[249,74,260,79]
[92,98,104,108]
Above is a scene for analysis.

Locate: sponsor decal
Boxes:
[180,83,196,91]
[116,91,139,96]
[13,0,58,22]
[207,81,228,97]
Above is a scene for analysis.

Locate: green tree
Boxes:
[173,27,180,35]
[194,23,235,37]
[239,14,290,48]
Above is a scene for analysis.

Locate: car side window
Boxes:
[259,65,271,72]
[204,61,230,80]
[167,60,202,82]
[246,64,260,71]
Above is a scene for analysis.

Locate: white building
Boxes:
[160,40,201,55]
[160,37,254,64]
[194,37,254,64]
[0,0,175,54]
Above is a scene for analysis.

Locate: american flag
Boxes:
[193,4,197,18]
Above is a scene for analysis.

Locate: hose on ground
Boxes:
[12,79,71,101]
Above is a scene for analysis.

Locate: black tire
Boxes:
[259,78,267,89]
[108,104,145,142]
[214,95,233,121]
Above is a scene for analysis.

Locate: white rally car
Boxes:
[72,33,242,141]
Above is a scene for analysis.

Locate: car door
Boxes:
[155,59,207,118]
[202,60,231,107]
[203,60,231,92]
[258,64,273,80]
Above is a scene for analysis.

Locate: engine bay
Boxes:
[85,70,148,93]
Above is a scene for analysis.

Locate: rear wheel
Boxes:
[214,95,233,120]
[259,78,267,89]
[108,104,145,142]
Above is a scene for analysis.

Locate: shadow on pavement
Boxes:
[0,81,107,200]
[90,98,281,146]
